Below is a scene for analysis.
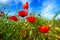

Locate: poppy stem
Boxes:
[52,26,56,40]
[23,17,25,22]
[44,33,49,40]
[52,20,56,40]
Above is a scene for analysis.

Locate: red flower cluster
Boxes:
[18,2,29,17]
[7,2,29,22]
[8,16,18,22]
[6,2,50,34]
[38,26,50,33]
[22,2,29,10]
[26,16,36,23]
[18,10,28,17]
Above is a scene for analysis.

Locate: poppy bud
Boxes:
[22,2,29,10]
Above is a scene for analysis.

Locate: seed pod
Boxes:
[0,11,4,17]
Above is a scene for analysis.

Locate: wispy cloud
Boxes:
[41,3,57,14]
[14,0,33,5]
[0,0,7,3]
[19,0,32,4]
[42,12,54,19]
[41,0,58,19]
[55,14,60,19]
[0,0,13,5]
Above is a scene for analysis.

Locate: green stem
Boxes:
[52,20,56,40]
[45,33,49,40]
[52,26,55,40]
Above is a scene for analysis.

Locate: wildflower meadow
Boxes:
[0,1,60,40]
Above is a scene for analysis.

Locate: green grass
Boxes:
[0,12,60,40]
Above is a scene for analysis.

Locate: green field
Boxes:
[0,11,60,40]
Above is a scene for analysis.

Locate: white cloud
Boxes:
[0,0,7,3]
[41,3,57,14]
[42,0,55,7]
[14,0,33,5]
[55,14,60,19]
[41,0,58,19]
[0,0,12,5]
[19,0,32,5]
[42,12,54,19]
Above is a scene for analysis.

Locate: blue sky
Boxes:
[0,0,60,19]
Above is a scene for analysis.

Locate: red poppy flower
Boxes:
[26,16,36,23]
[8,16,18,22]
[18,10,28,17]
[22,2,29,10]
[38,26,50,33]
